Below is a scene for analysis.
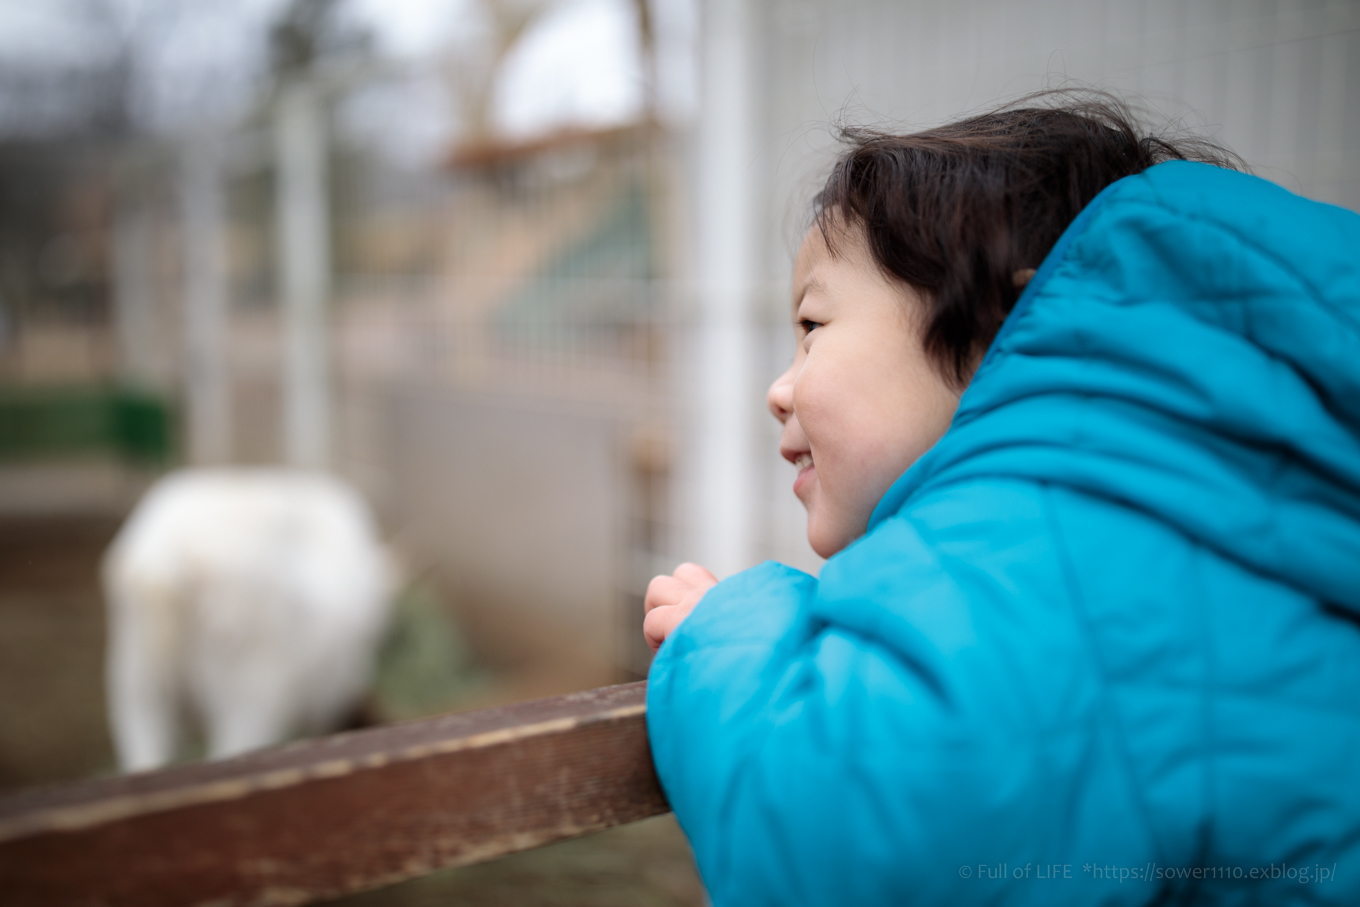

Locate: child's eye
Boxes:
[799,319,823,334]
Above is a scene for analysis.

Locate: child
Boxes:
[643,94,1360,905]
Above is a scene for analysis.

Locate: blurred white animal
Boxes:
[103,468,395,771]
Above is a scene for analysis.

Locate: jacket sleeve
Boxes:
[646,484,1159,906]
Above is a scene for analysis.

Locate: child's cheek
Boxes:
[792,385,836,463]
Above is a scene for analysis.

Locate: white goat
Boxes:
[103,468,395,772]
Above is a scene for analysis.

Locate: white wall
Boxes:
[758,0,1359,229]
[385,388,624,692]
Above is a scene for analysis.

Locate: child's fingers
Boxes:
[643,572,716,652]
[673,562,719,588]
[642,606,669,651]
[645,574,688,612]
[644,562,719,643]
[646,564,718,612]
[643,604,689,653]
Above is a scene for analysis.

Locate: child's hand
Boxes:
[643,563,719,653]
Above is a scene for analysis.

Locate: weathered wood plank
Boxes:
[0,682,668,906]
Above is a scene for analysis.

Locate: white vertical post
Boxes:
[181,137,231,464]
[691,0,758,577]
[113,200,157,388]
[275,79,331,471]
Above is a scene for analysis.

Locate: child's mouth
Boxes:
[792,453,815,494]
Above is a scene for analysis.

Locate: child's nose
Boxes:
[767,366,795,423]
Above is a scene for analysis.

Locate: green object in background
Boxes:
[0,385,174,465]
[371,581,484,723]
[496,185,655,346]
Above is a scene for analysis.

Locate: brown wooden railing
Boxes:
[0,682,667,906]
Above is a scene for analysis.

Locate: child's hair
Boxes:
[814,90,1245,387]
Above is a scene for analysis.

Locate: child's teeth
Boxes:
[794,454,813,470]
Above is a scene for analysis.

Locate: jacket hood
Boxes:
[870,161,1360,614]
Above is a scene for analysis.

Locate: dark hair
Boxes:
[813,91,1244,387]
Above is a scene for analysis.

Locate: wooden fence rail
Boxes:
[0,682,667,906]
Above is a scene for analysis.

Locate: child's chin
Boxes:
[806,522,845,559]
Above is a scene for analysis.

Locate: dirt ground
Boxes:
[0,515,120,790]
[0,513,707,904]
[324,815,706,907]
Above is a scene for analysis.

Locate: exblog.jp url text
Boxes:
[958,863,1337,885]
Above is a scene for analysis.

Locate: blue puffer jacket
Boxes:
[647,161,1360,906]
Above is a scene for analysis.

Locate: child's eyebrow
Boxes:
[792,277,825,313]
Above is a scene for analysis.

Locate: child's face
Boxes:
[768,221,963,558]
